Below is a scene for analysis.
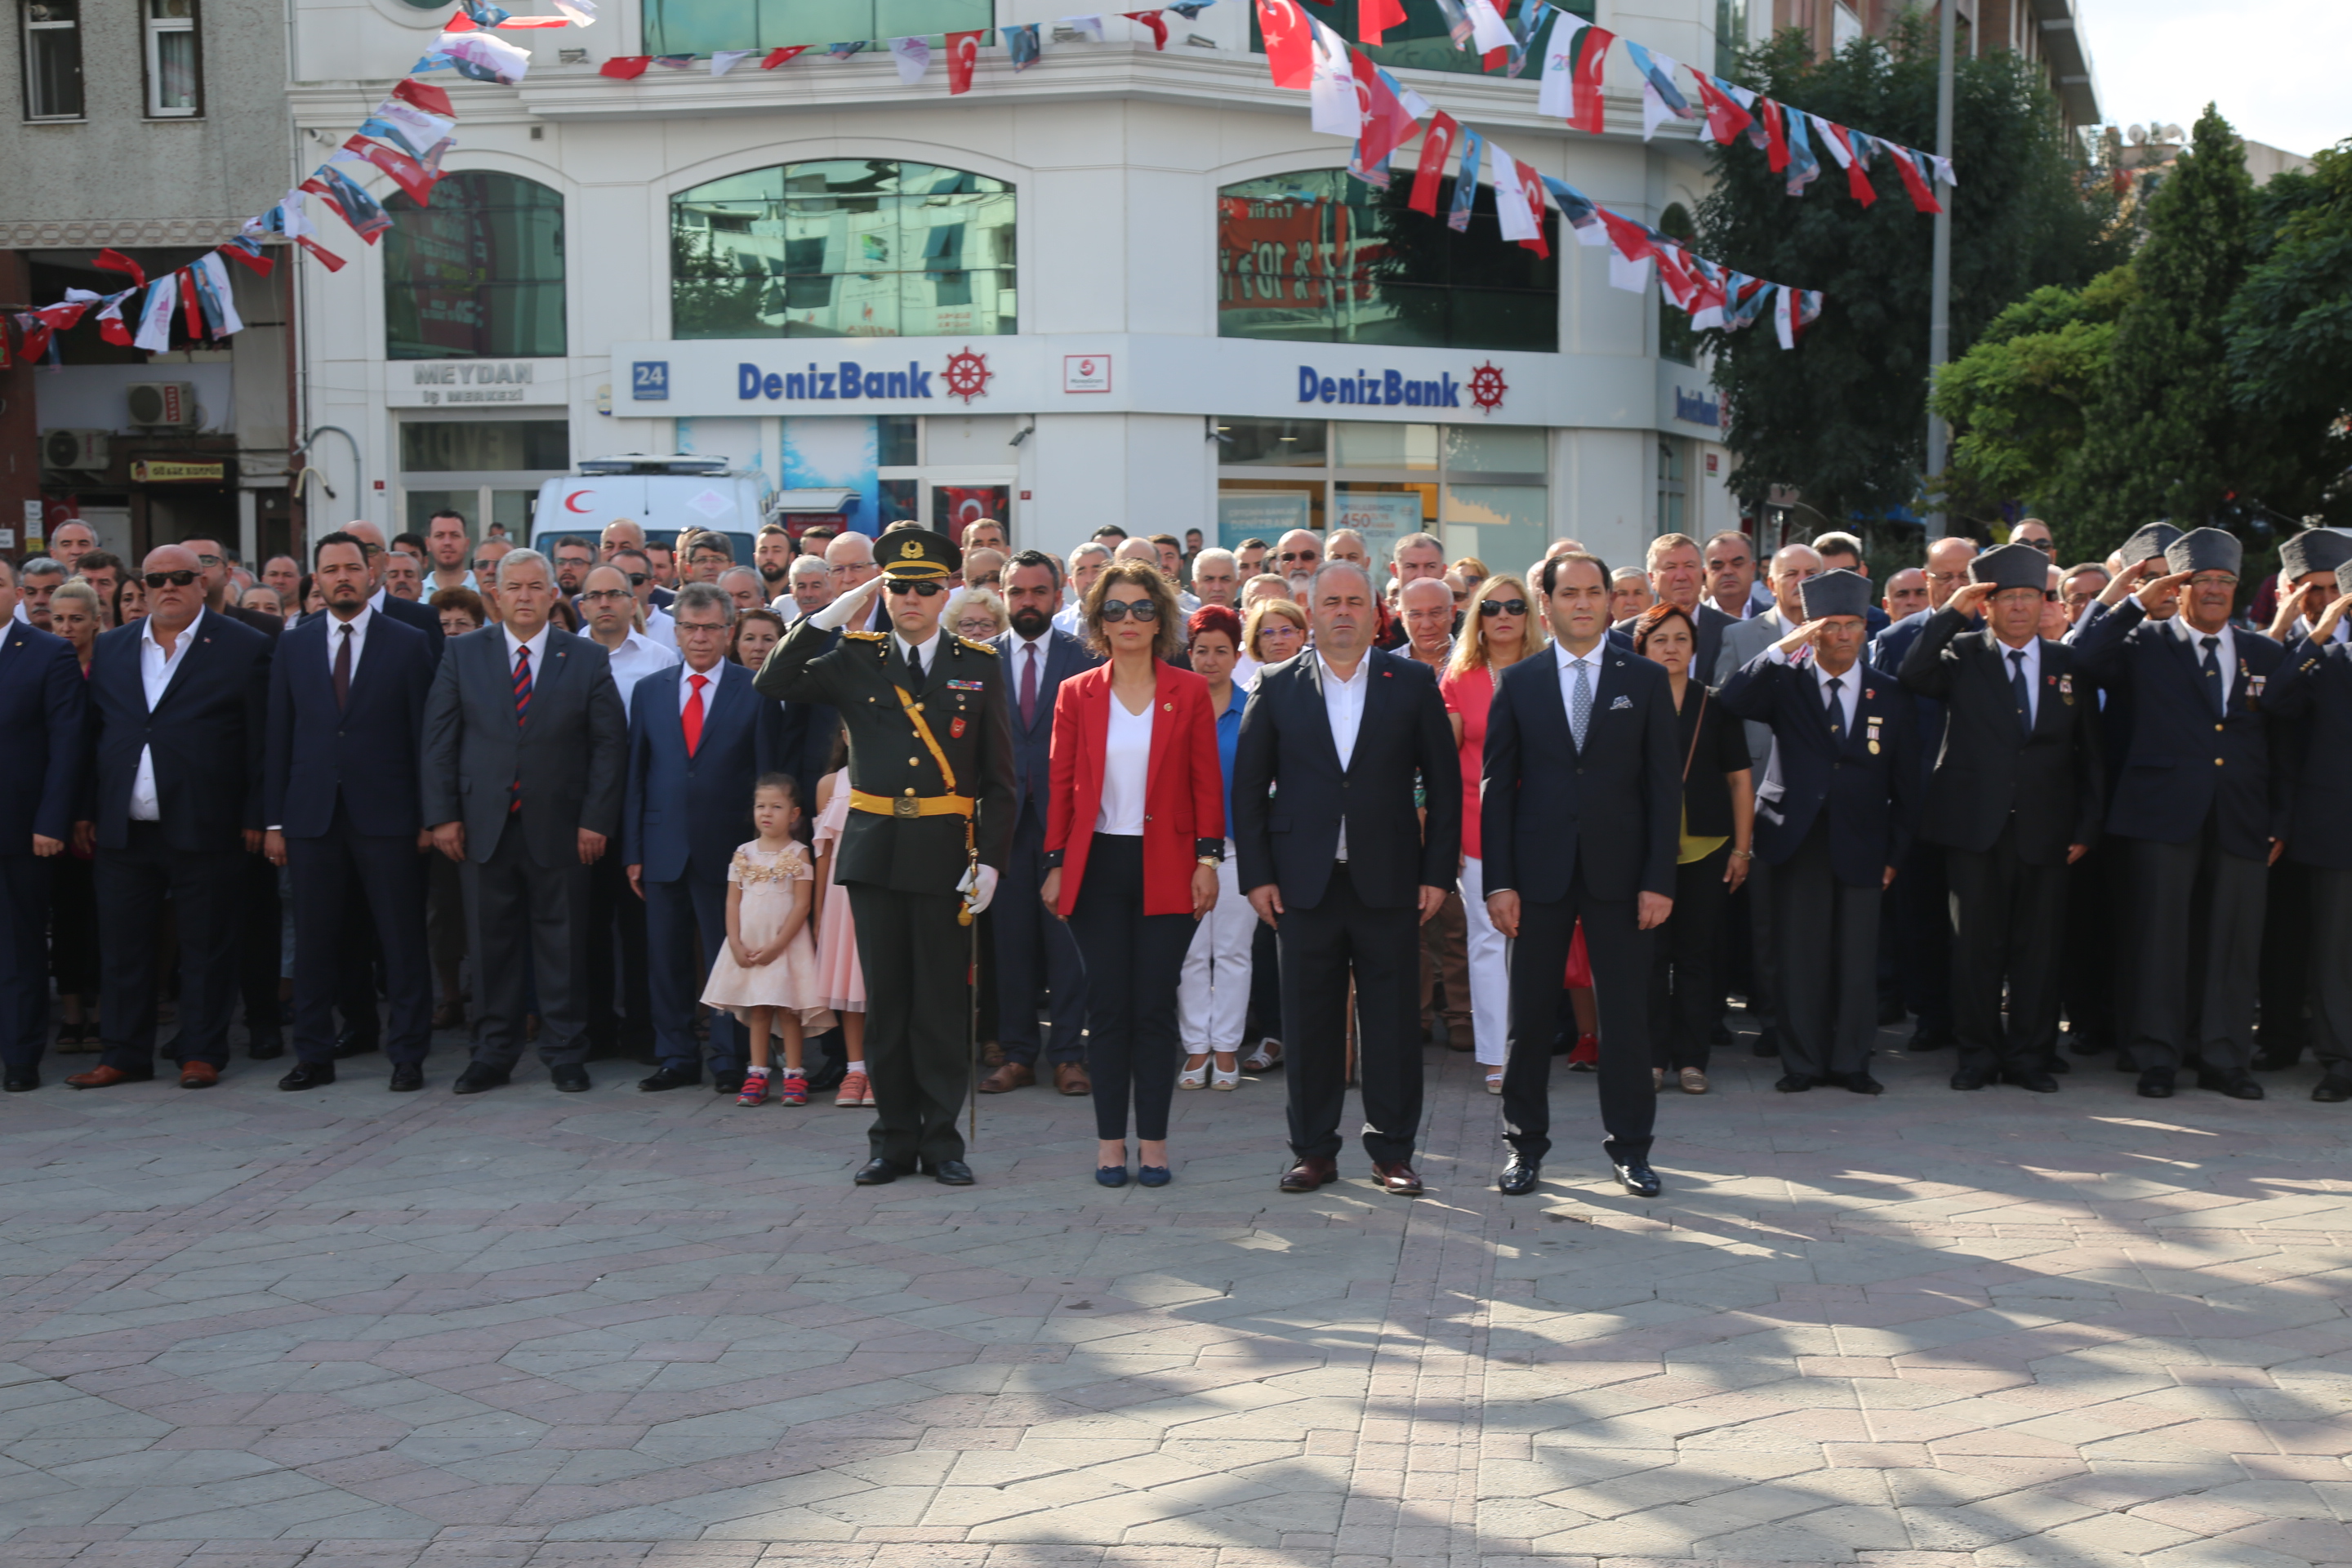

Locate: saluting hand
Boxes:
[2269,580,2328,643]
[2309,591,2352,648]
[1771,618,1825,661]
[1944,581,1996,619]
[2134,568,2193,616]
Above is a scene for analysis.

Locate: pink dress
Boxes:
[812,773,866,1013]
[699,841,835,1030]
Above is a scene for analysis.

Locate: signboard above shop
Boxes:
[385,359,570,408]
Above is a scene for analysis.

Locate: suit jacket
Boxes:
[264,610,435,839]
[1043,661,1224,917]
[82,609,272,853]
[1718,651,1916,888]
[1617,601,1735,688]
[1714,607,1797,773]
[0,622,87,850]
[1895,608,2102,862]
[305,593,443,667]
[1480,644,1681,905]
[220,602,283,639]
[2065,601,2285,858]
[2265,636,2352,869]
[1870,607,1972,795]
[996,627,1102,831]
[1231,647,1460,911]
[420,624,627,866]
[622,659,788,883]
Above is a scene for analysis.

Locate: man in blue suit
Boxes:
[0,560,87,1091]
[626,582,790,1093]
[978,550,1100,1096]
[67,545,273,1090]
[263,532,438,1092]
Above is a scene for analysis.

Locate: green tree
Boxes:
[2225,140,2352,526]
[1696,17,2123,528]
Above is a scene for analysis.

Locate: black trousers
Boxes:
[1276,866,1422,1167]
[289,803,433,1067]
[1893,839,1952,1031]
[1503,870,1656,1164]
[462,812,592,1071]
[2309,866,2352,1076]
[237,850,282,1040]
[332,896,384,1045]
[1945,824,2068,1076]
[1070,835,1193,1142]
[646,871,740,1073]
[584,849,653,1055]
[0,855,54,1071]
[1772,817,1882,1081]
[1724,862,1775,1035]
[2062,838,2123,1051]
[995,813,1088,1067]
[846,883,973,1168]
[2125,822,2267,1076]
[97,824,243,1071]
[1246,920,1282,1045]
[48,853,99,1002]
[1650,845,1731,1071]
[2258,859,2314,1062]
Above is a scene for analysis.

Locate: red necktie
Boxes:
[683,672,707,756]
[1020,642,1039,728]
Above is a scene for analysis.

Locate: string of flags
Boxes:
[595,6,1210,85]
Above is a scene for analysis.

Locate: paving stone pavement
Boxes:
[3,1015,2352,1568]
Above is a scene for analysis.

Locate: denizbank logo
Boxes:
[739,359,938,401]
[1298,365,1463,409]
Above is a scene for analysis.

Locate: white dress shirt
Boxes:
[1097,695,1152,835]
[1554,642,1606,745]
[322,602,374,682]
[2172,616,2237,708]
[1991,634,2042,727]
[131,607,205,820]
[894,627,942,675]
[1051,601,1086,639]
[1755,646,1863,805]
[676,657,725,714]
[501,620,552,684]
[1233,653,1263,691]
[1319,652,1369,862]
[600,628,679,716]
[642,604,677,651]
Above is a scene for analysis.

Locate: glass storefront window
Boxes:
[1658,439,1688,535]
[384,173,566,361]
[671,161,1015,341]
[1443,483,1548,575]
[1217,483,1323,548]
[644,0,991,57]
[1442,424,1546,474]
[1334,421,1437,470]
[403,488,478,536]
[878,415,920,467]
[1214,418,1328,467]
[1217,418,1548,560]
[399,421,570,473]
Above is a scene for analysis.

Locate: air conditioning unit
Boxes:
[127,381,198,429]
[42,429,109,470]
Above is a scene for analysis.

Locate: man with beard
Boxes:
[755,523,795,599]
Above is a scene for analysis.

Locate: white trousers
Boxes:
[1459,856,1509,1067]
[1178,849,1253,1054]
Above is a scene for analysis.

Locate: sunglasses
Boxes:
[2020,538,2055,553]
[624,573,649,587]
[1479,599,1529,617]
[1277,550,1317,564]
[884,580,944,597]
[1098,599,1160,623]
[143,570,199,588]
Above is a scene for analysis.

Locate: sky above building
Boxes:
[2074,0,2346,158]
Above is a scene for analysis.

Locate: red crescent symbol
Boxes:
[564,490,595,514]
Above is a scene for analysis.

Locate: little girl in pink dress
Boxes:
[702,775,835,1106]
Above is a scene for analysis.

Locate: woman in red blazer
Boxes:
[1042,559,1225,1187]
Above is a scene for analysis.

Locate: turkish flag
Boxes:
[1351,49,1420,171]
[1122,11,1168,48]
[390,77,455,117]
[1256,0,1312,88]
[1409,112,1458,215]
[946,29,982,91]
[760,45,809,67]
[598,55,651,78]
[1360,0,1404,47]
[1514,160,1549,258]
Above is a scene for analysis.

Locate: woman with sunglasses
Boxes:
[1040,560,1225,1187]
[1441,575,1548,1094]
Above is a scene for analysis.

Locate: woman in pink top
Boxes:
[1439,574,1546,1094]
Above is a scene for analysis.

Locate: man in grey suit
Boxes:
[1713,543,1824,1062]
[422,549,627,1094]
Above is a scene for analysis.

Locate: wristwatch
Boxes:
[1195,838,1223,864]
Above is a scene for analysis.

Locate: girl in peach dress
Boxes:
[702,775,835,1106]
[812,759,871,1107]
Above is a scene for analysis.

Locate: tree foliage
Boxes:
[1696,16,2123,527]
[2224,142,2352,523]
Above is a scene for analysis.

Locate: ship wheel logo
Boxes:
[1468,362,1508,414]
[942,346,994,404]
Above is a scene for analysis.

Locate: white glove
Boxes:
[810,572,884,632]
[962,864,1000,915]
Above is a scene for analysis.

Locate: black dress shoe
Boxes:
[1497,1155,1542,1196]
[2045,1053,2071,1074]
[550,1064,591,1093]
[1613,1160,1664,1198]
[332,1027,381,1060]
[451,1063,510,1095]
[2252,1045,2304,1071]
[2136,1069,2175,1098]
[1909,1028,1953,1052]
[2196,1069,2263,1101]
[853,1157,905,1185]
[926,1159,976,1186]
[247,1033,285,1061]
[2006,1070,2061,1094]
[2068,1033,2114,1056]
[1775,1072,1815,1093]
[1751,1029,1781,1058]
[1839,1071,1886,1096]
[277,1061,336,1091]
[710,1069,746,1095]
[2314,1076,2352,1103]
[638,1066,701,1092]
[4,1071,38,1093]
[1949,1067,1989,1090]
[387,1063,424,1092]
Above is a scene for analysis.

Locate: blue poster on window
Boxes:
[1218,491,1311,551]
[782,416,880,537]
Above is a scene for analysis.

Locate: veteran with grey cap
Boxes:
[2259,555,2352,1099]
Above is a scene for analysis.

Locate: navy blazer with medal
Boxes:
[2065,600,2285,859]
[264,608,436,840]
[419,623,627,867]
[82,609,272,854]
[621,659,790,884]
[1479,644,1681,906]
[2248,632,2351,870]
[1718,648,1918,889]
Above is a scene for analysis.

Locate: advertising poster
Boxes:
[782,415,880,536]
[1332,488,1426,561]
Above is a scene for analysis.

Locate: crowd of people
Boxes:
[3,502,2349,1199]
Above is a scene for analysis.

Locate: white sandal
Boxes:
[1210,1060,1242,1090]
[1243,1038,1283,1072]
[1178,1058,1209,1090]
[1486,1070,1504,1095]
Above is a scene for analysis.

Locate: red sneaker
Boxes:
[777,1071,809,1107]
[1567,1035,1599,1073]
[736,1072,771,1107]
[835,1069,871,1107]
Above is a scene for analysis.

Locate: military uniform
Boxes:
[754,529,1014,1175]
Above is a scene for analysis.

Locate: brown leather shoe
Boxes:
[1279,1156,1339,1192]
[1054,1062,1092,1096]
[65,1063,154,1089]
[430,1000,466,1031]
[978,1061,1036,1094]
[1371,1160,1423,1196]
[179,1062,220,1089]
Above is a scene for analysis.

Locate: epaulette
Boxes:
[954,635,1000,656]
[844,630,887,643]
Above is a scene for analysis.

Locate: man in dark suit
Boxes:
[2068,528,2287,1100]
[626,582,789,1094]
[1612,533,1735,685]
[979,550,1101,1097]
[1719,570,1916,1095]
[422,548,627,1094]
[0,560,87,1091]
[1896,543,2103,1094]
[1233,560,1460,1198]
[66,545,273,1089]
[1482,552,1681,1199]
[2266,563,2352,1101]
[262,532,438,1092]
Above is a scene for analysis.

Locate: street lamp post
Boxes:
[1922,0,1956,543]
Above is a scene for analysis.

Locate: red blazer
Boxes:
[1044,660,1226,918]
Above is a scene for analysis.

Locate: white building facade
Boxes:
[288,0,1751,571]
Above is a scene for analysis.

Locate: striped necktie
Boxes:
[510,644,532,814]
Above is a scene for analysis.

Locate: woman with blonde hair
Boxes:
[1441,574,1548,1092]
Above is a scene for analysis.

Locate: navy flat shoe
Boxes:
[1095,1165,1130,1187]
[1137,1165,1171,1187]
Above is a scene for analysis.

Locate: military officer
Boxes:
[755,528,1015,1185]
